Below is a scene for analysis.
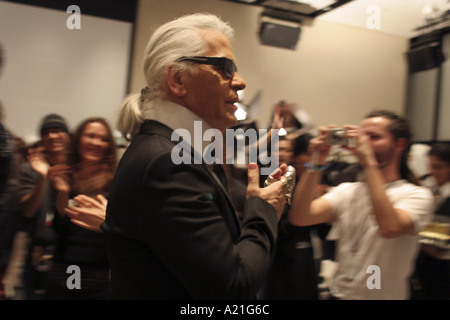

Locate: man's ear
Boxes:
[165,65,187,97]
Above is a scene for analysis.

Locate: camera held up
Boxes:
[327,128,348,146]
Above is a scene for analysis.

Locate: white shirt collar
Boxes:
[141,98,213,160]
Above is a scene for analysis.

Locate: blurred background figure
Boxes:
[0,108,20,300]
[3,114,70,300]
[0,42,17,300]
[289,110,434,300]
[0,42,24,300]
[263,132,330,299]
[270,101,314,136]
[412,142,450,300]
[47,117,116,300]
[258,101,315,187]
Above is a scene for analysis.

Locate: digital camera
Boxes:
[327,128,348,146]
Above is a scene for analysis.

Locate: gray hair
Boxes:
[116,13,235,141]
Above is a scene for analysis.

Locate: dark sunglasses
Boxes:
[176,56,237,79]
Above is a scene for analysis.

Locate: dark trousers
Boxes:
[414,251,450,300]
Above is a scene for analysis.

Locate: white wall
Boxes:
[130,0,409,130]
[0,0,411,143]
[0,1,133,143]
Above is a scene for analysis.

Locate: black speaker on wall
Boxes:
[406,43,445,73]
[258,22,301,50]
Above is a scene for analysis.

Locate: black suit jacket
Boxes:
[102,120,278,299]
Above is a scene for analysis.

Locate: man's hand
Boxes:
[341,126,378,168]
[28,147,50,178]
[272,104,285,130]
[246,163,287,221]
[307,126,335,166]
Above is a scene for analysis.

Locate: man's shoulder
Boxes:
[327,181,362,194]
[394,179,433,196]
[127,121,175,153]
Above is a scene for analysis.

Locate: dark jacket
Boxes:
[102,120,278,299]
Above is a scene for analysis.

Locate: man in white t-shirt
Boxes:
[289,110,433,300]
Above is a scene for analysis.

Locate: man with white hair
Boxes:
[102,13,287,299]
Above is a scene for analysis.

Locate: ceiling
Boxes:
[318,0,450,38]
[226,0,450,38]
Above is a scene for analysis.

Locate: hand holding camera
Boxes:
[306,125,359,172]
[327,128,348,146]
[326,127,358,148]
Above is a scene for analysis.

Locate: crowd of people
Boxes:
[0,13,448,300]
[0,113,117,299]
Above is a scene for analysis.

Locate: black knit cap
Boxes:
[39,113,69,137]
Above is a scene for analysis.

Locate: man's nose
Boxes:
[232,72,246,91]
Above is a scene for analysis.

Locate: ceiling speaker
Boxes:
[406,43,445,73]
[258,21,301,50]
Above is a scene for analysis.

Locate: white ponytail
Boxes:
[116,93,143,141]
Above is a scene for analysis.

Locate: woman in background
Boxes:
[413,142,450,300]
[46,117,117,300]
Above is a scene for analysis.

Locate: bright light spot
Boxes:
[235,103,247,121]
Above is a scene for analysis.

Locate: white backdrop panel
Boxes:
[0,1,132,143]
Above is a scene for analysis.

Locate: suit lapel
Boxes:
[139,120,241,238]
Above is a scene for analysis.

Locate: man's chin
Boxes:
[376,158,393,170]
[227,115,237,128]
